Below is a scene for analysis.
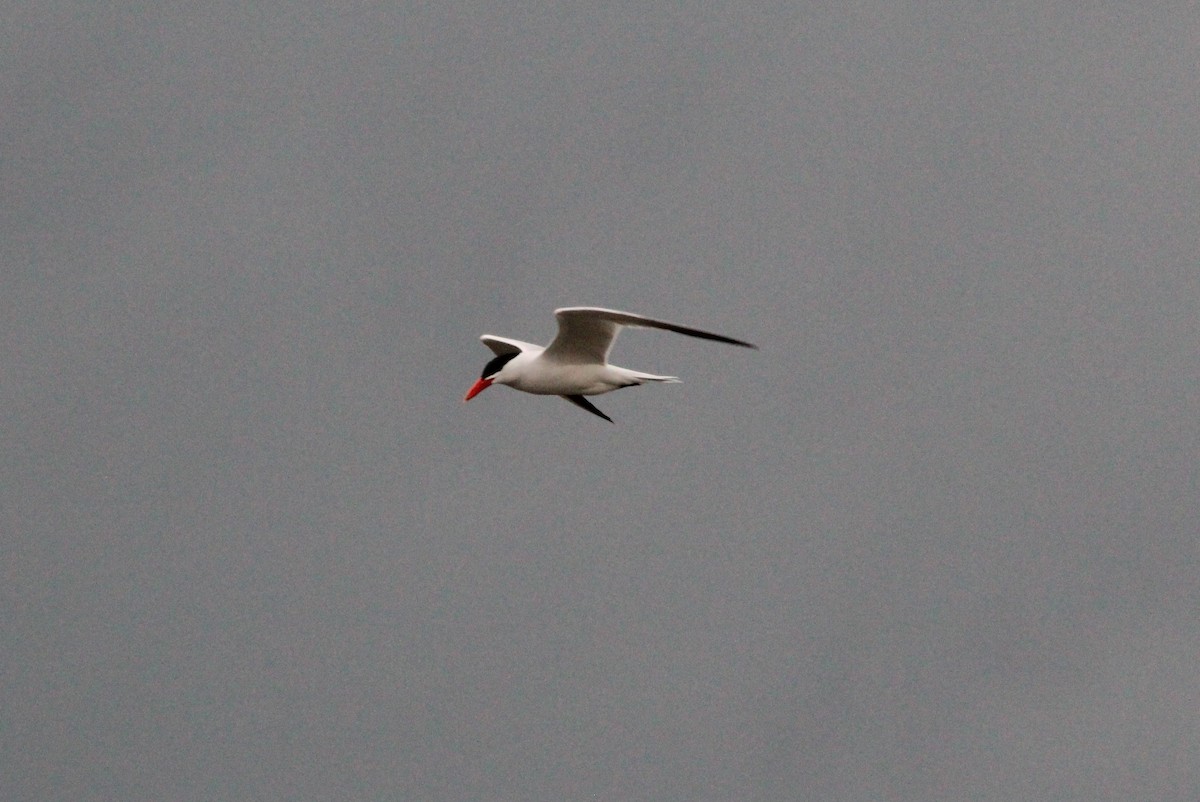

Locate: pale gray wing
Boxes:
[480,335,540,356]
[541,308,623,364]
[543,307,756,364]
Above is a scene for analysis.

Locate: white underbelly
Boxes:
[509,362,627,396]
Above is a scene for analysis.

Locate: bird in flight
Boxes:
[464,306,756,422]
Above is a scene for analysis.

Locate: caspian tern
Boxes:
[464,306,756,422]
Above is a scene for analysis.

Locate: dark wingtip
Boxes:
[694,331,757,349]
[562,394,614,423]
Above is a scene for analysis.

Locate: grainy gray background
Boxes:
[4,3,1198,799]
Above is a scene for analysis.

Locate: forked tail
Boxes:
[627,370,681,384]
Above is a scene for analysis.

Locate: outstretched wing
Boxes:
[480,335,539,356]
[560,394,614,423]
[542,307,756,365]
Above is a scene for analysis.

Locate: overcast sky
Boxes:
[4,3,1199,800]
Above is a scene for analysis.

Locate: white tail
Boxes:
[627,371,680,384]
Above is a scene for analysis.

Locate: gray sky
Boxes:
[4,3,1199,800]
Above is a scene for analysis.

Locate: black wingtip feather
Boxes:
[561,395,615,423]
